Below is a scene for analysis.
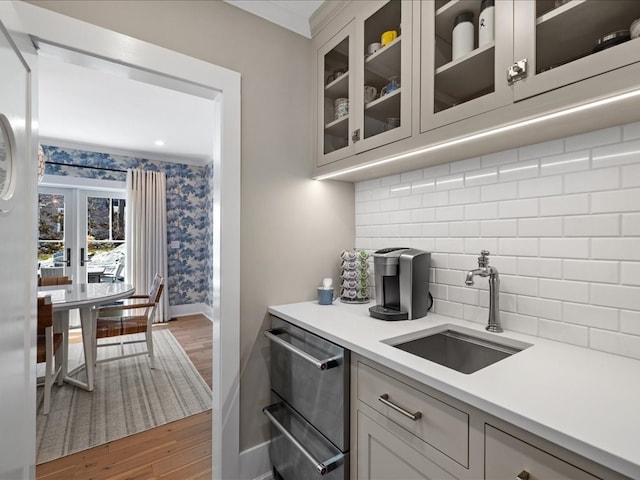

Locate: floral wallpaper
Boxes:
[42,145,213,310]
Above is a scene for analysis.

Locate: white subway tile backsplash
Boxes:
[481,149,518,168]
[481,219,518,237]
[411,208,436,223]
[517,257,562,279]
[540,194,589,216]
[539,151,590,176]
[621,310,640,335]
[593,139,640,168]
[590,330,640,360]
[465,202,498,220]
[499,160,539,182]
[564,167,619,194]
[499,198,539,218]
[518,217,562,237]
[519,175,562,198]
[450,187,481,205]
[564,214,619,237]
[563,259,619,284]
[499,312,538,336]
[355,123,640,356]
[591,188,640,213]
[433,299,464,318]
[623,121,640,141]
[423,222,449,237]
[591,283,640,310]
[564,126,621,151]
[592,238,640,261]
[450,157,481,173]
[464,167,498,187]
[435,205,464,221]
[517,295,562,320]
[436,174,464,191]
[621,262,640,286]
[538,319,588,347]
[539,278,589,302]
[449,221,480,237]
[448,286,479,305]
[540,238,589,258]
[622,163,640,188]
[500,275,538,296]
[519,139,564,160]
[563,302,618,330]
[401,169,423,183]
[481,182,518,202]
[422,191,449,207]
[422,163,450,179]
[498,238,538,257]
[435,237,465,253]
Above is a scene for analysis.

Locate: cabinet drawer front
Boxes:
[357,361,469,467]
[485,425,601,480]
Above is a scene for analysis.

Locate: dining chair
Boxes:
[93,273,164,368]
[38,276,72,286]
[37,295,65,415]
[102,263,124,283]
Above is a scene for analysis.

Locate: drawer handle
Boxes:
[378,393,422,421]
[264,329,341,370]
[516,471,530,480]
[263,406,343,475]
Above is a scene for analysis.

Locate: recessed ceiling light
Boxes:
[155,140,165,147]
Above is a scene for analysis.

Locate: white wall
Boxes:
[356,122,640,359]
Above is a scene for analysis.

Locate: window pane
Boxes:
[38,193,64,241]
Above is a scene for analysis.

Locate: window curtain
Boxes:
[125,169,169,322]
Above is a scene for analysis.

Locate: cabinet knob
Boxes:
[516,471,530,480]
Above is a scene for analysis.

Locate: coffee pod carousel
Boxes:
[339,249,370,304]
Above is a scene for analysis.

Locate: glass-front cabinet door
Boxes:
[421,0,514,133]
[512,1,640,101]
[318,21,355,165]
[316,0,412,167]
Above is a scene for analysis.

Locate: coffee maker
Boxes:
[369,247,431,321]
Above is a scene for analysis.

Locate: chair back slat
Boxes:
[37,296,53,333]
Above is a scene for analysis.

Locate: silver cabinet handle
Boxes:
[516,472,530,480]
[378,393,422,421]
[263,407,343,475]
[264,329,341,370]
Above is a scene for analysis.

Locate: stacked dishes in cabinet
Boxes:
[339,249,370,303]
[263,316,350,480]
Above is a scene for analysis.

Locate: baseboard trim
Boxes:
[239,440,271,480]
[168,302,213,321]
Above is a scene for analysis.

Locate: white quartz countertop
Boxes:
[268,300,640,479]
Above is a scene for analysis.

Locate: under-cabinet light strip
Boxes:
[314,88,640,181]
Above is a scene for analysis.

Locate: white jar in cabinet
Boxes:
[315,0,413,168]
[512,0,640,101]
[420,0,514,133]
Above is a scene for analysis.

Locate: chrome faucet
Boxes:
[465,250,502,333]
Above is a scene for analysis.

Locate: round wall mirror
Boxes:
[0,114,17,211]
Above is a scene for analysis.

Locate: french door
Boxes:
[38,186,126,283]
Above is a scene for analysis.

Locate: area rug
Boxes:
[36,329,212,464]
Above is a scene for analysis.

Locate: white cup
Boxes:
[364,85,377,103]
[367,42,381,55]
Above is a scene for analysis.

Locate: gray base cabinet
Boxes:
[351,354,630,480]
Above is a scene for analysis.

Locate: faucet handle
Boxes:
[478,250,490,267]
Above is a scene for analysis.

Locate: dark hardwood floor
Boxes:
[36,314,213,480]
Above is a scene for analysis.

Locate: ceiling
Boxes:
[38,1,323,165]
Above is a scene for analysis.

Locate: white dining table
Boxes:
[37,282,135,391]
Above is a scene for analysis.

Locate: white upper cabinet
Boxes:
[512,0,640,101]
[421,0,514,132]
[316,0,413,167]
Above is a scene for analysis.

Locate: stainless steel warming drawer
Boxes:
[264,315,350,479]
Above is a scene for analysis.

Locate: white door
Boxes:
[0,19,37,479]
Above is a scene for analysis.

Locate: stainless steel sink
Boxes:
[389,328,530,374]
